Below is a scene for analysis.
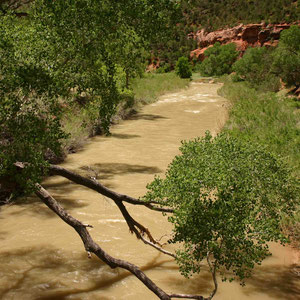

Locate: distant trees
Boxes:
[232,46,280,91]
[233,26,300,89]
[199,42,238,76]
[272,25,300,87]
[175,56,192,79]
[180,0,299,31]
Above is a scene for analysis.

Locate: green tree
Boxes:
[200,42,238,76]
[144,132,298,299]
[272,25,300,87]
[175,56,192,79]
[0,0,178,193]
[233,46,280,91]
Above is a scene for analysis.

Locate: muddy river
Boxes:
[0,82,299,300]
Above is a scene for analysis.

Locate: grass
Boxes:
[60,105,98,154]
[131,72,190,105]
[219,76,300,247]
[219,79,300,171]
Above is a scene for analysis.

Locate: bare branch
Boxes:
[14,162,175,257]
[34,184,207,300]
[34,184,172,299]
[13,162,173,212]
[48,164,173,213]
[114,200,176,258]
[169,294,206,300]
[139,235,176,258]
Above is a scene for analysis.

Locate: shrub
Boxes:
[175,56,192,79]
[233,46,280,92]
[272,25,300,87]
[156,62,172,73]
[200,42,238,76]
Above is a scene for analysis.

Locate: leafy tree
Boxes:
[233,46,280,91]
[175,56,192,79]
[144,132,298,298]
[272,25,300,87]
[0,0,178,193]
[200,42,238,77]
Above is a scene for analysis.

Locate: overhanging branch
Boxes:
[49,164,173,213]
[14,162,175,256]
[34,184,207,300]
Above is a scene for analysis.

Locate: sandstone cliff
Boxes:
[190,23,300,60]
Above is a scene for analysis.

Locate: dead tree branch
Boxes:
[48,164,173,213]
[15,162,175,257]
[34,184,207,300]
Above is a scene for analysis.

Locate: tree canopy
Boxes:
[143,132,298,297]
[200,42,238,76]
[0,0,179,192]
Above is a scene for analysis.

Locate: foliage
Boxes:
[175,56,192,79]
[144,132,298,283]
[200,43,238,77]
[181,0,300,31]
[0,0,178,193]
[233,46,280,91]
[220,80,300,171]
[272,25,300,87]
[219,77,300,247]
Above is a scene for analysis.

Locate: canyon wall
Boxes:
[190,23,300,60]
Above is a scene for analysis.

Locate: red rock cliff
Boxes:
[190,23,300,61]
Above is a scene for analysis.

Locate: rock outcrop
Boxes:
[190,22,300,60]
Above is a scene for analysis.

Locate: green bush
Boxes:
[144,132,298,285]
[156,62,172,73]
[233,46,280,92]
[272,25,300,87]
[200,42,238,76]
[175,56,192,79]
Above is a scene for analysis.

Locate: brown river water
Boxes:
[0,81,299,300]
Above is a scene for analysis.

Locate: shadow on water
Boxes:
[127,113,168,121]
[0,246,106,299]
[80,162,162,181]
[241,263,300,299]
[109,133,141,139]
[9,190,91,218]
[1,245,298,300]
[0,247,208,300]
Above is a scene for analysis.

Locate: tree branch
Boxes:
[48,164,173,213]
[169,295,205,300]
[115,200,176,258]
[34,184,206,300]
[15,162,175,256]
[207,253,218,300]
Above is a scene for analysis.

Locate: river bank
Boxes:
[0,73,190,206]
